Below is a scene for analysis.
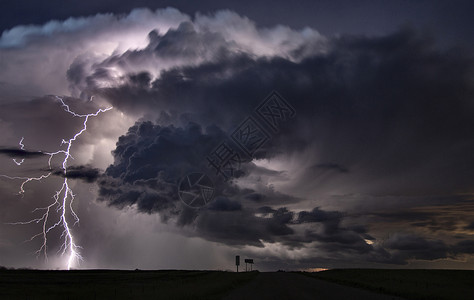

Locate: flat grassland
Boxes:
[303,269,474,300]
[1,268,473,300]
[0,269,258,300]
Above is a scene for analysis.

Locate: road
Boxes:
[224,272,405,300]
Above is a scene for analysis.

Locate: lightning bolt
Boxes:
[1,96,112,270]
[12,137,25,165]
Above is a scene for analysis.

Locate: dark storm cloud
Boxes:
[192,206,295,247]
[310,163,349,173]
[97,120,237,217]
[95,118,377,250]
[100,120,226,186]
[384,233,449,262]
[207,196,242,211]
[86,24,474,265]
[295,207,375,254]
[188,204,367,250]
[96,117,304,247]
[453,240,474,255]
[52,165,101,183]
[83,26,474,196]
[0,148,45,159]
[369,200,474,233]
[245,193,265,202]
[297,207,344,223]
[97,116,298,213]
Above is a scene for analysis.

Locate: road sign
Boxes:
[244,258,254,271]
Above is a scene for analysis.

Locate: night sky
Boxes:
[0,1,473,271]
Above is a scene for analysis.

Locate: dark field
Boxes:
[0,268,473,300]
[0,269,258,300]
[304,269,474,300]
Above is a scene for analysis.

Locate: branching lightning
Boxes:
[1,96,112,269]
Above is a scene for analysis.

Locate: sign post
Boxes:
[244,259,254,271]
[235,255,240,272]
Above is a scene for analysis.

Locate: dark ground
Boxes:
[0,268,472,300]
[223,272,405,300]
[0,269,257,300]
[305,269,474,300]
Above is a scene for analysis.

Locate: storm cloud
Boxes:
[75,25,474,199]
[79,11,474,266]
[0,148,45,159]
[53,165,102,183]
[1,6,473,270]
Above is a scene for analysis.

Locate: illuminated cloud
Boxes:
[0,6,473,270]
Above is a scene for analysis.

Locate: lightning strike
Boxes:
[12,137,25,165]
[1,96,112,270]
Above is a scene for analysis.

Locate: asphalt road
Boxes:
[223,272,406,300]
